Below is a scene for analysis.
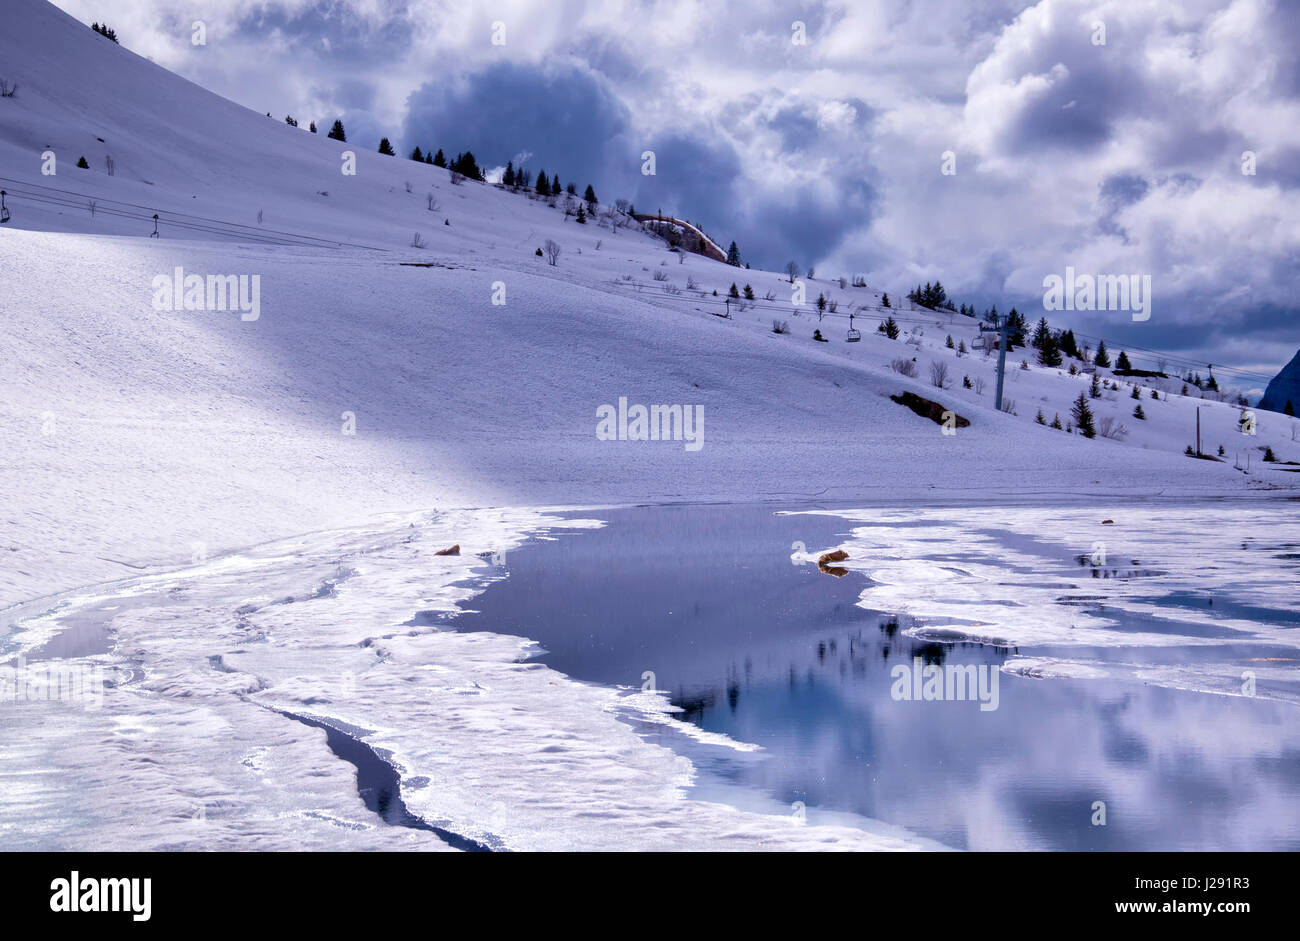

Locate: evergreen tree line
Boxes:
[90,22,119,42]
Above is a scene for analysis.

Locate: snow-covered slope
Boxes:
[1,0,1297,610]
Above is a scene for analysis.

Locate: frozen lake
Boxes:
[2,500,1297,851]
[456,502,1300,851]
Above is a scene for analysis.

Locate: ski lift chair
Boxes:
[846,312,861,342]
[0,191,10,224]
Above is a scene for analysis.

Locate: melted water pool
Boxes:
[456,502,1300,851]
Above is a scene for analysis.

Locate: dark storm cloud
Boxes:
[402,61,633,189]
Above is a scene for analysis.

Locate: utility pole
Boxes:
[1196,407,1201,456]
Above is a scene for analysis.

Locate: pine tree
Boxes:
[1059,329,1080,360]
[410,146,424,162]
[378,138,396,155]
[309,121,317,133]
[1286,400,1296,416]
[425,153,433,164]
[328,119,347,142]
[726,241,741,266]
[432,149,446,168]
[1090,373,1103,398]
[1035,409,1046,425]
[576,203,586,224]
[1116,350,1132,371]
[1037,331,1063,367]
[1131,385,1141,400]
[946,335,955,349]
[503,161,514,187]
[583,184,597,205]
[1032,317,1051,349]
[551,177,561,196]
[744,284,754,300]
[567,182,576,195]
[1133,404,1146,420]
[1005,308,1028,348]
[76,156,89,169]
[1094,340,1111,368]
[1072,392,1097,438]
[1050,413,1063,429]
[883,316,900,339]
[881,293,891,308]
[536,170,549,195]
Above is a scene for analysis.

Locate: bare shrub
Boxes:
[411,232,426,249]
[772,319,790,334]
[1098,416,1129,440]
[1000,398,1017,415]
[543,239,561,266]
[427,194,439,211]
[686,275,699,290]
[891,358,918,378]
[652,269,668,281]
[973,377,986,395]
[663,283,681,295]
[449,171,465,185]
[929,360,950,389]
[0,78,16,98]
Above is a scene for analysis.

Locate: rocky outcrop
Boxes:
[890,391,971,428]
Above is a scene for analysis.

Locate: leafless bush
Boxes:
[686,275,699,290]
[0,78,16,98]
[87,199,97,217]
[411,232,426,249]
[772,319,790,334]
[1098,416,1129,440]
[663,283,681,295]
[404,181,413,193]
[542,238,562,266]
[104,155,115,176]
[764,290,776,301]
[427,193,439,211]
[652,269,668,281]
[891,358,918,378]
[449,171,465,185]
[929,360,950,388]
[974,377,986,395]
[1000,398,1017,414]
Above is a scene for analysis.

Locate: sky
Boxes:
[50,0,1300,393]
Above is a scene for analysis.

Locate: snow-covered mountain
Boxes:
[1259,349,1300,415]
[1,0,1297,608]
